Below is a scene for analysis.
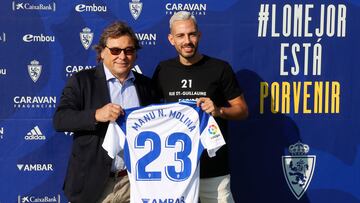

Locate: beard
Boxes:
[179,43,198,59]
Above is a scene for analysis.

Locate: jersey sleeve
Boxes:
[200,116,226,157]
[102,121,126,159]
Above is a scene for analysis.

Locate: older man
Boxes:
[53,21,158,203]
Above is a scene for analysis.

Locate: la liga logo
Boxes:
[208,124,219,135]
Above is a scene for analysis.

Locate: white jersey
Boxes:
[103,101,225,203]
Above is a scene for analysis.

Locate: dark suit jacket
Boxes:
[53,64,158,203]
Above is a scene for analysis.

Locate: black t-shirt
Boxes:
[153,55,242,178]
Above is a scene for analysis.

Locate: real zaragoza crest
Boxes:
[129,0,142,20]
[80,27,93,50]
[282,141,316,200]
[27,60,42,83]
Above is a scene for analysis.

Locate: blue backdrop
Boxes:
[0,0,359,202]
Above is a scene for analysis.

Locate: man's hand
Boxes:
[196,97,221,117]
[196,95,248,120]
[95,103,124,122]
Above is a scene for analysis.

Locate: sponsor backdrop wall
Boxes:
[0,0,359,203]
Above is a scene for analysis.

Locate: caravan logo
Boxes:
[25,126,46,140]
[282,141,316,200]
[12,1,56,12]
[136,33,157,46]
[13,96,57,109]
[27,60,42,83]
[129,0,143,20]
[65,65,95,77]
[18,194,60,203]
[80,27,93,50]
[165,3,207,16]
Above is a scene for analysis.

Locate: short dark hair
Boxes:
[93,21,141,62]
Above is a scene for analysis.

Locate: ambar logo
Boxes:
[17,163,54,171]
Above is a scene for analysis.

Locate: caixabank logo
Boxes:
[165,2,207,16]
[65,65,96,77]
[136,32,157,46]
[23,33,55,43]
[282,141,316,200]
[12,1,56,12]
[75,3,107,13]
[18,194,60,203]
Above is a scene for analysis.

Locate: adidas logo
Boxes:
[25,126,46,140]
[132,65,142,74]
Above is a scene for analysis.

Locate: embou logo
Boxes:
[23,34,55,42]
[282,141,316,200]
[75,3,107,12]
[0,68,6,75]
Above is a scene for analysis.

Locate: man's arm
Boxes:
[53,76,98,132]
[53,75,123,132]
[196,95,248,120]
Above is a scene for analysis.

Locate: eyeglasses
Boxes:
[105,46,136,55]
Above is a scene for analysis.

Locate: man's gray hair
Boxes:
[169,11,197,30]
